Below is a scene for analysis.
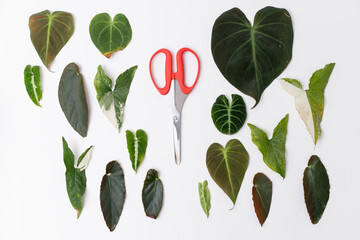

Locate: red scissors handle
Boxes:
[149,47,200,95]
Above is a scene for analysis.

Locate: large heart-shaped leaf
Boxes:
[198,180,211,218]
[206,139,249,205]
[29,10,74,70]
[211,6,293,107]
[142,169,163,219]
[89,13,132,58]
[58,63,89,137]
[126,129,148,173]
[303,155,330,224]
[252,173,272,226]
[211,94,247,135]
[24,65,42,107]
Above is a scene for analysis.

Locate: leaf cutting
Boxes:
[24,65,42,107]
[126,129,148,172]
[198,180,211,218]
[142,169,163,219]
[252,173,272,226]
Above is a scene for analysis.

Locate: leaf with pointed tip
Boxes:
[198,180,211,218]
[252,173,272,226]
[24,65,42,107]
[126,129,148,172]
[142,169,163,219]
[77,146,94,171]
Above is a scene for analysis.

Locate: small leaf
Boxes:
[100,161,126,231]
[252,173,272,226]
[206,139,249,205]
[248,114,289,178]
[77,146,94,170]
[142,169,163,219]
[126,129,148,172]
[62,137,74,170]
[89,13,132,58]
[211,94,247,135]
[303,155,330,224]
[198,180,211,218]
[58,63,89,137]
[24,65,42,107]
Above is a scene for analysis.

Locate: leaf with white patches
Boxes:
[77,145,94,170]
[126,129,148,173]
[24,65,42,107]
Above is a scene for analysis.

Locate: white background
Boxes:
[0,0,359,239]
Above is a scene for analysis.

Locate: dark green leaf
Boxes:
[142,169,163,219]
[58,63,89,137]
[24,65,42,107]
[211,7,293,107]
[252,173,272,226]
[126,129,148,172]
[198,180,211,218]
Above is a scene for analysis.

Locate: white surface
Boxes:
[0,0,359,239]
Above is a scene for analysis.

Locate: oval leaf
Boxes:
[211,94,247,135]
[126,129,148,172]
[198,180,211,218]
[58,63,89,137]
[303,155,330,224]
[206,139,249,205]
[89,13,132,58]
[100,161,126,231]
[29,10,74,70]
[211,7,293,107]
[142,169,163,219]
[252,173,272,226]
[24,65,42,107]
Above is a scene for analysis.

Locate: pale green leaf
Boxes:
[126,129,148,172]
[198,180,211,218]
[24,65,42,107]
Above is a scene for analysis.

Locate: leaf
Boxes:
[29,10,74,70]
[142,169,163,219]
[198,180,211,218]
[94,65,137,132]
[248,114,289,178]
[303,155,330,224]
[24,65,42,107]
[77,146,94,171]
[252,173,272,226]
[126,129,148,172]
[100,161,126,231]
[211,94,247,135]
[279,63,335,145]
[89,13,132,58]
[58,63,89,137]
[211,7,293,107]
[206,139,249,205]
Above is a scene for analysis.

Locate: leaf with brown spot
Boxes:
[252,173,272,226]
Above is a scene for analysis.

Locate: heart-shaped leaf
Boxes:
[252,173,272,226]
[211,7,293,107]
[303,155,330,224]
[198,180,211,218]
[100,161,126,231]
[142,169,163,219]
[89,13,132,58]
[29,10,74,70]
[58,63,89,137]
[24,65,42,107]
[206,139,249,205]
[126,129,148,173]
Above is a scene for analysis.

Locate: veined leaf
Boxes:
[279,63,335,145]
[206,139,249,205]
[252,173,272,226]
[24,65,42,107]
[248,114,289,178]
[198,180,211,218]
[29,10,74,70]
[211,94,247,135]
[142,169,163,219]
[126,129,148,172]
[89,13,132,58]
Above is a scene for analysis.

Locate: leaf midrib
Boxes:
[45,14,53,66]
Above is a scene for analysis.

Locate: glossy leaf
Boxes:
[89,13,132,58]
[24,65,42,107]
[211,94,247,135]
[142,169,163,219]
[58,63,89,137]
[248,114,289,178]
[303,155,330,224]
[198,180,211,218]
[206,139,249,205]
[252,173,272,226]
[279,63,335,145]
[126,129,148,172]
[100,161,126,231]
[211,7,293,107]
[29,10,74,70]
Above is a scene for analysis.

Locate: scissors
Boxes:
[149,48,200,165]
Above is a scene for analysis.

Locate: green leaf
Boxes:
[77,145,94,171]
[29,10,74,70]
[279,63,335,145]
[142,169,163,219]
[126,129,148,172]
[211,7,293,107]
[206,139,249,205]
[58,63,89,137]
[89,13,132,58]
[94,65,137,132]
[252,173,272,226]
[62,137,74,170]
[24,65,42,107]
[100,161,126,231]
[303,155,330,224]
[248,114,289,178]
[198,180,211,218]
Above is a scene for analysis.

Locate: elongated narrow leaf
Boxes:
[211,94,247,135]
[77,146,94,171]
[198,180,211,218]
[29,10,74,70]
[206,139,249,205]
[59,63,89,137]
[126,129,148,172]
[142,169,163,219]
[211,7,293,107]
[303,155,330,224]
[100,161,126,231]
[279,63,335,145]
[24,65,42,107]
[252,173,272,226]
[248,114,289,178]
[89,13,132,58]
